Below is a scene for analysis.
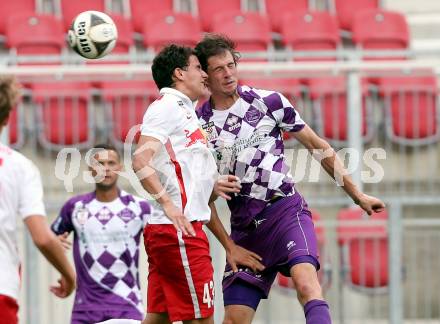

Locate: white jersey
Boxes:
[140,87,218,224]
[0,143,46,301]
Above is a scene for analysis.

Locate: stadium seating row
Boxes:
[8,77,439,150]
[1,2,408,61]
[276,207,389,294]
[0,0,381,35]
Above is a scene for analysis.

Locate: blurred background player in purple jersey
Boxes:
[0,76,76,324]
[52,143,151,324]
[195,34,386,324]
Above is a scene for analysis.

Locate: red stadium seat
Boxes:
[32,82,94,150]
[142,12,202,52]
[100,81,159,147]
[0,0,35,36]
[6,13,64,65]
[59,0,106,30]
[240,77,302,101]
[211,11,272,60]
[196,0,241,31]
[129,0,173,33]
[276,210,331,292]
[337,208,388,291]
[378,76,439,145]
[280,11,340,61]
[334,0,379,31]
[264,0,308,33]
[306,77,374,146]
[352,9,409,60]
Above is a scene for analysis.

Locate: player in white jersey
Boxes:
[0,76,76,324]
[51,144,152,324]
[132,45,264,324]
[195,34,386,324]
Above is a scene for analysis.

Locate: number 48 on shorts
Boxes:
[203,280,215,308]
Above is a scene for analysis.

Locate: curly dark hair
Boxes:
[194,33,241,72]
[151,44,195,90]
[0,76,20,125]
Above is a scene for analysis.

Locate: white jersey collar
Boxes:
[160,87,195,108]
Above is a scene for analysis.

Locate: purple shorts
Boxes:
[71,309,142,324]
[223,192,320,306]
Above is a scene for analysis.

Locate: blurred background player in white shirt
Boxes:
[132,44,263,324]
[0,76,76,324]
[52,144,152,324]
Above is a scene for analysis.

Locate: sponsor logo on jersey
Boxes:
[226,116,240,131]
[184,128,207,147]
[201,122,219,142]
[75,208,89,225]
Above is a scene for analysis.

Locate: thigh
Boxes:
[274,205,320,276]
[146,223,214,322]
[0,295,18,324]
[143,312,172,324]
[224,305,255,324]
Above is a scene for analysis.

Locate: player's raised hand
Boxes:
[227,244,265,273]
[356,193,386,215]
[213,175,242,200]
[57,232,72,251]
[162,201,196,237]
[50,275,76,298]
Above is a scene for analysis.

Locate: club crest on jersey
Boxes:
[226,116,240,131]
[75,208,89,225]
[244,109,263,126]
[118,208,135,223]
[201,122,219,142]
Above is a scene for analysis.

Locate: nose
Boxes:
[224,67,233,78]
[201,70,208,79]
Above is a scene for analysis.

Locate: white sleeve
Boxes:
[140,101,177,144]
[18,159,46,219]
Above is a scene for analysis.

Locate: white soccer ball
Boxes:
[68,11,118,59]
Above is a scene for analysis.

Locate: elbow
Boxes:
[33,233,55,251]
[132,155,144,173]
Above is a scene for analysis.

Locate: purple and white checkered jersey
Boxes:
[51,190,151,319]
[197,85,305,228]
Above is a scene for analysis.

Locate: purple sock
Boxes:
[304,299,332,324]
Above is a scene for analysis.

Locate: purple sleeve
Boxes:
[51,199,75,235]
[263,92,306,132]
[139,200,152,226]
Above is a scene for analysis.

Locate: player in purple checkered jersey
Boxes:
[51,144,152,324]
[195,34,386,324]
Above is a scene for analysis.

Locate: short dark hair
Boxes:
[195,34,241,72]
[151,44,195,90]
[92,143,120,160]
[0,76,20,125]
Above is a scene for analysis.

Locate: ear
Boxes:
[172,67,185,82]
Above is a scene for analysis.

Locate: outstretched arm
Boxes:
[206,202,265,272]
[293,125,385,214]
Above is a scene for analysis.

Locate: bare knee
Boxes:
[223,305,255,324]
[291,263,323,304]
